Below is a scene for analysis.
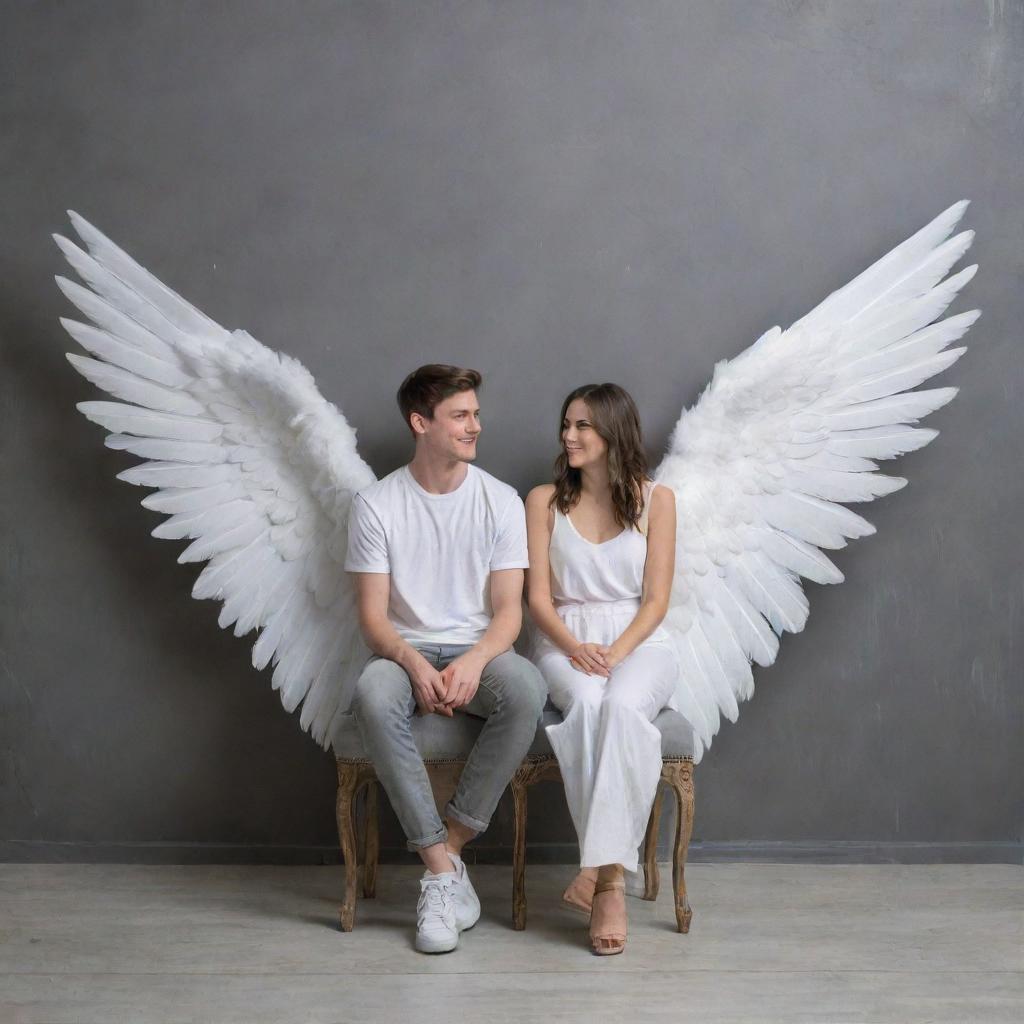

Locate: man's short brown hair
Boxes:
[396,364,482,435]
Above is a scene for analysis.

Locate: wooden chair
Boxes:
[332,706,696,933]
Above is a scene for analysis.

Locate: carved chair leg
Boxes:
[642,784,663,901]
[335,761,362,932]
[511,769,529,931]
[665,760,695,933]
[362,780,379,900]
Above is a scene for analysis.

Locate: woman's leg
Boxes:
[583,643,677,952]
[541,643,676,925]
[539,653,606,850]
[538,653,606,906]
[562,866,598,912]
[577,642,678,871]
[590,862,627,954]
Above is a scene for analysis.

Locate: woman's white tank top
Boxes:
[538,480,672,649]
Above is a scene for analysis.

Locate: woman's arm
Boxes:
[600,483,676,668]
[525,485,578,654]
[525,485,609,676]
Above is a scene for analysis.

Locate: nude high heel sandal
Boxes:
[589,879,627,955]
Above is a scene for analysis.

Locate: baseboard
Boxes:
[1,839,1019,865]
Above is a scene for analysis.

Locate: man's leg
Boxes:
[350,655,450,864]
[444,649,547,845]
[351,650,482,953]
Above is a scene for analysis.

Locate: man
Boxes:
[344,364,546,953]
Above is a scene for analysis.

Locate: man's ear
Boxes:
[409,411,429,436]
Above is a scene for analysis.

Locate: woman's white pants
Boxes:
[538,641,677,871]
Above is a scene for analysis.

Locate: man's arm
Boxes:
[440,568,524,710]
[352,572,448,715]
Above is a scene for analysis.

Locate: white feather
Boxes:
[826,425,937,460]
[142,481,248,514]
[118,463,239,488]
[61,319,190,386]
[66,354,204,415]
[106,435,229,463]
[825,388,958,430]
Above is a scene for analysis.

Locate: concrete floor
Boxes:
[1,863,1021,1023]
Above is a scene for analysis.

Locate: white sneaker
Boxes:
[415,873,459,954]
[448,853,481,932]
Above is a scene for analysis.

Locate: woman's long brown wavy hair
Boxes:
[550,383,649,530]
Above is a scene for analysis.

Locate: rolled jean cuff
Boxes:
[444,801,489,835]
[405,823,448,852]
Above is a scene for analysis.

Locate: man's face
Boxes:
[417,389,481,463]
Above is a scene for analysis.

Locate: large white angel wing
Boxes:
[655,200,979,759]
[55,214,376,747]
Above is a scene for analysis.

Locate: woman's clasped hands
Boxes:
[567,642,623,677]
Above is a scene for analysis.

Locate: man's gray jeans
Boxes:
[350,644,547,851]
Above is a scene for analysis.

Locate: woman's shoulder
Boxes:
[646,481,676,518]
[525,482,556,507]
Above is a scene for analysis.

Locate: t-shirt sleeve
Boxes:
[344,494,390,573]
[490,494,529,571]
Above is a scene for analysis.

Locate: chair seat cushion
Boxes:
[332,701,695,761]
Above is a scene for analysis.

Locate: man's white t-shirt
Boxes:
[344,464,528,645]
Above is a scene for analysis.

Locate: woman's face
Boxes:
[561,398,607,471]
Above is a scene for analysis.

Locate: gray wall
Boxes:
[2,1,1021,863]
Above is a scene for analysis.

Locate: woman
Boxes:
[525,382,681,956]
